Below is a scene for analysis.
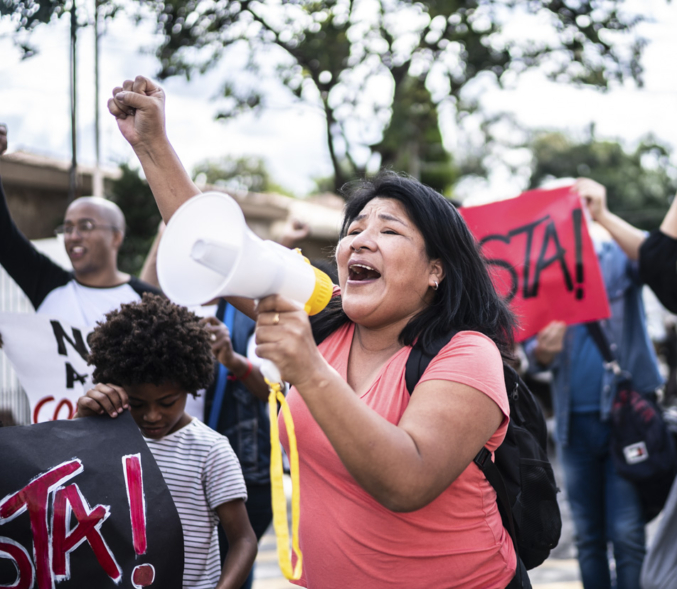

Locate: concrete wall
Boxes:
[201,186,343,268]
[0,152,120,239]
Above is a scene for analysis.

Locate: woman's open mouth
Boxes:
[348,263,382,282]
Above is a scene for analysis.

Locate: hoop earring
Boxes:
[433,280,439,291]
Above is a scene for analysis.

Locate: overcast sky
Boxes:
[1,0,675,201]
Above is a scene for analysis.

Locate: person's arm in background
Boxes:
[574,178,646,261]
[139,220,165,288]
[0,124,7,156]
[201,317,269,402]
[525,321,567,370]
[1,126,8,349]
[277,218,310,249]
[660,195,677,239]
[0,124,70,308]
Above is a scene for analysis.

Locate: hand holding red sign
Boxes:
[460,185,611,341]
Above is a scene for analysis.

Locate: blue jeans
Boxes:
[560,412,646,589]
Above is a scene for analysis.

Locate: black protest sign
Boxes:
[0,411,184,588]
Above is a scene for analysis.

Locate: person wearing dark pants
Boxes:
[526,179,663,589]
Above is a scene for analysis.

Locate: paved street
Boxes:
[252,526,583,589]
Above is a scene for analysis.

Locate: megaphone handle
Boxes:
[261,359,282,384]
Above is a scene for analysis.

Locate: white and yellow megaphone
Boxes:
[157,191,333,315]
[157,191,333,381]
[158,191,332,580]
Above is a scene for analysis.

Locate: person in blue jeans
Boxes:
[525,178,664,589]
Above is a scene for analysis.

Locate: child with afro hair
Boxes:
[76,293,257,589]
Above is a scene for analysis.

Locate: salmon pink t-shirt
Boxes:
[279,322,515,589]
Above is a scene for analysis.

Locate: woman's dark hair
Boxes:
[88,293,214,394]
[311,171,515,358]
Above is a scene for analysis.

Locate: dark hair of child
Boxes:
[87,293,214,395]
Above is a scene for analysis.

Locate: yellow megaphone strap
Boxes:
[267,380,303,580]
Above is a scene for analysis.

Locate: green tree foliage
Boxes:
[529,131,677,230]
[375,75,456,194]
[4,0,656,195]
[108,163,162,275]
[0,0,120,57]
[142,0,649,191]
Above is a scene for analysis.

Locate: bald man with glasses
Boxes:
[0,124,160,327]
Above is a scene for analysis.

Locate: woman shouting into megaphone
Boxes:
[109,76,522,589]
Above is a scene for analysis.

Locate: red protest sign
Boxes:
[460,185,611,341]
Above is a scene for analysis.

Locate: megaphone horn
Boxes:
[157,191,333,313]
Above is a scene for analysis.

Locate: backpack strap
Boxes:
[586,322,628,383]
[405,330,458,395]
[405,330,525,585]
[474,448,523,586]
[585,321,615,364]
[207,300,236,430]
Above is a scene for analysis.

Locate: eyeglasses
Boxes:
[54,220,119,236]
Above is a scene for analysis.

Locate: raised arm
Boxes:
[574,178,645,261]
[109,77,260,319]
[0,144,70,308]
[139,221,165,288]
[107,76,200,221]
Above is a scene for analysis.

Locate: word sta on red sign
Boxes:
[460,186,610,341]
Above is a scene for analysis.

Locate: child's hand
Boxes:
[75,383,130,418]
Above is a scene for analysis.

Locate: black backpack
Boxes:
[405,330,562,573]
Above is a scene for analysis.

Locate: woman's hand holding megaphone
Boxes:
[255,294,327,388]
[258,294,315,581]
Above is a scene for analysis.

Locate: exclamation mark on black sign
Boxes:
[572,208,584,300]
[124,454,156,587]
